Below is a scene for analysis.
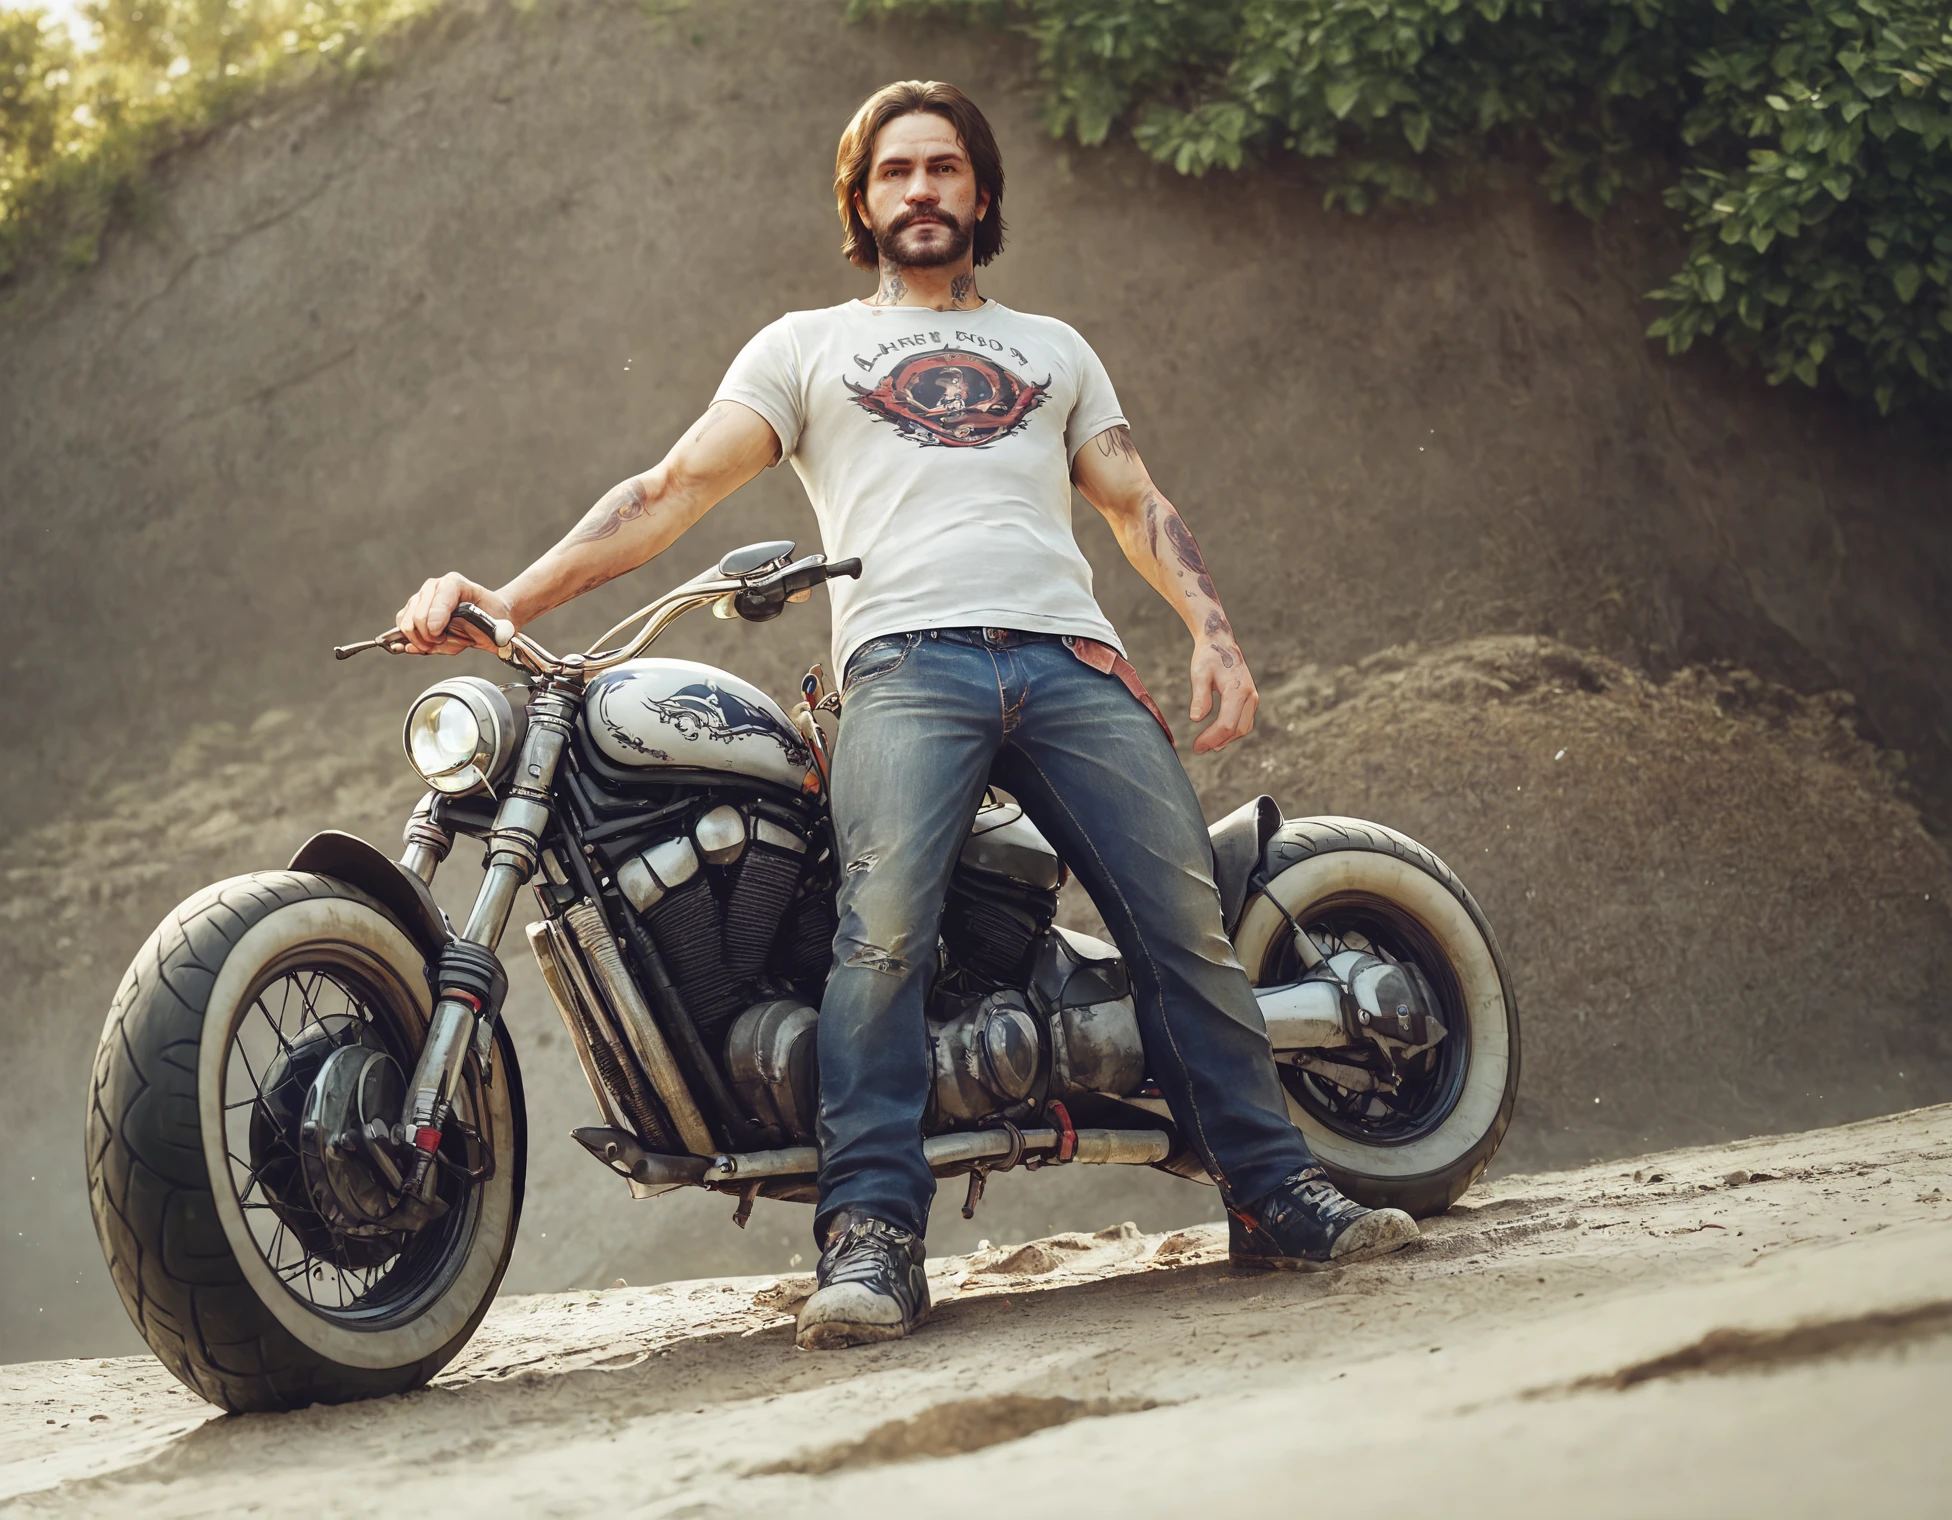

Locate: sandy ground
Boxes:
[4,1106,1948,1518]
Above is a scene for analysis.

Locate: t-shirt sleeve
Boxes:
[1063,326,1129,461]
[712,317,804,463]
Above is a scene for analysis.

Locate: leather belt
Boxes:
[1063,636,1175,747]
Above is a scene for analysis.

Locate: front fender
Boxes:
[288,830,453,960]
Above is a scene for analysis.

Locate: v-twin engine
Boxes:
[724,926,1148,1143]
[612,800,827,1040]
[605,794,1147,1144]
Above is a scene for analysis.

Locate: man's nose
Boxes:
[903,172,939,204]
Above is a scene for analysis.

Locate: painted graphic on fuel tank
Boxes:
[587,658,811,790]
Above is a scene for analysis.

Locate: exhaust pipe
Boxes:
[697,1125,1172,1184]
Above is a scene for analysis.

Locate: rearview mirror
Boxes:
[717,541,797,579]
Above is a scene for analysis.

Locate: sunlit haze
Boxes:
[6,0,94,43]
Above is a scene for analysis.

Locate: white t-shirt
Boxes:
[712,298,1129,678]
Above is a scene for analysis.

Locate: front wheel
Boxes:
[1234,818,1520,1218]
[86,871,525,1412]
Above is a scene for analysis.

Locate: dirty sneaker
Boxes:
[795,1212,931,1350]
[1229,1167,1419,1270]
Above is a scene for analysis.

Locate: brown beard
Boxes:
[876,205,973,269]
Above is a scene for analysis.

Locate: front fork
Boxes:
[395,677,580,1198]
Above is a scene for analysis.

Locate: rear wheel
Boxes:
[1234,818,1520,1218]
[86,871,524,1412]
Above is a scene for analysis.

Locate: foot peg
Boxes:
[571,1127,708,1188]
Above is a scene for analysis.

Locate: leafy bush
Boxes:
[1,0,433,282]
[853,0,1952,412]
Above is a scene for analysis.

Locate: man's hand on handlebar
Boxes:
[395,574,516,656]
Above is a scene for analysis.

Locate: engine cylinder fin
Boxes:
[774,889,838,984]
[941,867,1056,987]
[644,874,745,1034]
[722,840,804,981]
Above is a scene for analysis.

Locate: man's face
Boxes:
[855,111,990,270]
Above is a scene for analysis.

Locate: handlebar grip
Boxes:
[452,601,515,649]
[826,558,862,580]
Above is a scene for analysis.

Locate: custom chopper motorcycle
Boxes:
[86,542,1519,1412]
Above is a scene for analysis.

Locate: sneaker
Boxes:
[795,1212,931,1350]
[1229,1167,1419,1270]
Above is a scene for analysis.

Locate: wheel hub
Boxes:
[250,1022,407,1268]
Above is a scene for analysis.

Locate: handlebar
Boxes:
[730,555,862,622]
[449,602,517,649]
[332,552,862,676]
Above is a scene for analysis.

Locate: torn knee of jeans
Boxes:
[841,938,905,975]
[844,852,879,875]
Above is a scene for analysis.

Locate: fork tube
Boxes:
[401,679,581,1174]
[463,682,578,948]
[399,793,452,885]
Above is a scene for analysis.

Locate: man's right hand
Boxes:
[394,573,515,655]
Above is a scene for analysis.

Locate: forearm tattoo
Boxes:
[567,476,652,545]
[1150,497,1239,666]
[1162,509,1219,602]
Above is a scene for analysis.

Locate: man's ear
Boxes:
[975,186,991,222]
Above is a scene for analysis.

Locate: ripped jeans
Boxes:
[814,626,1315,1243]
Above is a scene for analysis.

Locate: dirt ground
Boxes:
[4,1104,1948,1517]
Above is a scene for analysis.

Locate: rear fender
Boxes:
[1209,794,1282,935]
[288,830,453,961]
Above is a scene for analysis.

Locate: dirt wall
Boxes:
[2,0,1948,1365]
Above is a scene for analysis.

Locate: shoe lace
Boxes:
[819,1218,915,1289]
[1267,1166,1369,1229]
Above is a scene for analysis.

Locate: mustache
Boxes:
[884,206,964,237]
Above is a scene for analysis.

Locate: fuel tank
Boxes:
[585,659,813,791]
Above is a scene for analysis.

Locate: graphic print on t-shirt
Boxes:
[845,347,1050,449]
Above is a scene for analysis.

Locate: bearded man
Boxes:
[393,80,1418,1351]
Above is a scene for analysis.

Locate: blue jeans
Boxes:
[814,626,1315,1242]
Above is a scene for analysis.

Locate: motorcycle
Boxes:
[85,541,1520,1412]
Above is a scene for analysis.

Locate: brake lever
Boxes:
[334,629,409,660]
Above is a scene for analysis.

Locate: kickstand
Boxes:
[961,1167,988,1220]
[732,1182,759,1229]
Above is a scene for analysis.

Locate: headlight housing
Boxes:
[402,677,525,795]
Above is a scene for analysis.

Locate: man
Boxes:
[394,80,1418,1352]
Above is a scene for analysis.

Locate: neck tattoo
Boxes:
[868,259,980,312]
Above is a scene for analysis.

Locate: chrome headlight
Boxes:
[402,677,524,795]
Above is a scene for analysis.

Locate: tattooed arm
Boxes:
[1071,425,1258,754]
[393,400,781,654]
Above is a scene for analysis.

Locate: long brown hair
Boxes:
[834,81,1006,270]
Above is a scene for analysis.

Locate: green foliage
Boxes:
[852,0,1952,412]
[1,0,435,283]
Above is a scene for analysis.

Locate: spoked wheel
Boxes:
[88,872,525,1412]
[1233,818,1520,1218]
[222,957,480,1328]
